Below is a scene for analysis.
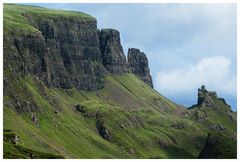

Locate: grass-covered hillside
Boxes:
[181,86,237,158]
[4,4,94,35]
[4,73,208,158]
[3,4,237,159]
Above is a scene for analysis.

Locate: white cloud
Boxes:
[155,56,236,96]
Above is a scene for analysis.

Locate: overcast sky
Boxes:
[26,3,237,110]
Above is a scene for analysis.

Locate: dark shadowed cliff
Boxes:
[4,6,153,91]
[128,48,153,88]
[4,10,105,90]
[99,29,129,74]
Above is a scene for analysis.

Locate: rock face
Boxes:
[197,85,216,106]
[4,10,154,91]
[96,119,112,141]
[128,48,153,88]
[4,14,105,90]
[189,85,231,109]
[99,29,129,74]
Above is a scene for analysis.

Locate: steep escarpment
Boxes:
[99,29,129,74]
[4,8,105,91]
[128,48,153,88]
[4,4,153,91]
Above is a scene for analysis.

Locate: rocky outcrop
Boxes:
[197,85,216,106]
[96,119,112,141]
[3,130,19,145]
[99,29,129,74]
[30,112,39,127]
[189,85,231,109]
[209,124,226,131]
[171,122,186,129]
[127,48,153,88]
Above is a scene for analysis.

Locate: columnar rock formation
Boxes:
[127,48,153,88]
[99,29,129,74]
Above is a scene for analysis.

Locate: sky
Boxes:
[25,3,237,110]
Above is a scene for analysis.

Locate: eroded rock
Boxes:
[189,85,231,109]
[4,15,106,91]
[127,48,153,88]
[99,29,129,74]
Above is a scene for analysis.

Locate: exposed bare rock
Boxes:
[189,85,231,109]
[99,29,129,74]
[127,48,153,88]
[96,119,112,141]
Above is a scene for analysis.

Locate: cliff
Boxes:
[4,4,105,91]
[4,4,153,91]
[128,48,153,88]
[99,29,129,74]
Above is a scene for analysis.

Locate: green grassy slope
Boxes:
[3,3,95,35]
[4,129,63,159]
[4,74,208,158]
[181,91,237,158]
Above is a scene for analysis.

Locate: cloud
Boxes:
[155,56,236,97]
